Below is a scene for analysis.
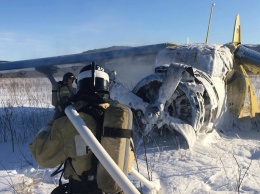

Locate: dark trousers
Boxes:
[51,179,101,194]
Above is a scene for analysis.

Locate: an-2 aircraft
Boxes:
[0,14,260,148]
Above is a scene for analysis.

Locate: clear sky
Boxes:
[0,0,260,61]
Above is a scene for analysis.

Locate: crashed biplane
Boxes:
[0,14,260,148]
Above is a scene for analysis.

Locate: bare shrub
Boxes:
[0,78,53,144]
[0,162,50,194]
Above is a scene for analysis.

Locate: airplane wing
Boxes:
[0,43,176,79]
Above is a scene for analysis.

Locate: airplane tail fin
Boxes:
[232,14,241,45]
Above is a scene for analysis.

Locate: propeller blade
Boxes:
[142,63,186,134]
[156,63,187,109]
[166,115,196,148]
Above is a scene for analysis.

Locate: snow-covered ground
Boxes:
[1,62,260,193]
[1,125,260,194]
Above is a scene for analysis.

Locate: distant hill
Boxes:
[83,46,131,54]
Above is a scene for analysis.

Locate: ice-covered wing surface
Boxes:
[155,44,234,78]
[0,43,170,74]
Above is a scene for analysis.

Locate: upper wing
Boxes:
[0,43,175,78]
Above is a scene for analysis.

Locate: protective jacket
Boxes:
[30,92,135,194]
[30,102,109,181]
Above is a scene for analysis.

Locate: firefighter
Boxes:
[52,72,76,119]
[35,67,76,120]
[30,62,120,194]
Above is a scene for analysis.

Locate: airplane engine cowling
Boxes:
[131,64,220,137]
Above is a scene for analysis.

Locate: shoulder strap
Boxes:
[78,104,105,132]
[50,158,74,186]
[78,104,106,175]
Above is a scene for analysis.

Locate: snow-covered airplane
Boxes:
[0,14,260,148]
